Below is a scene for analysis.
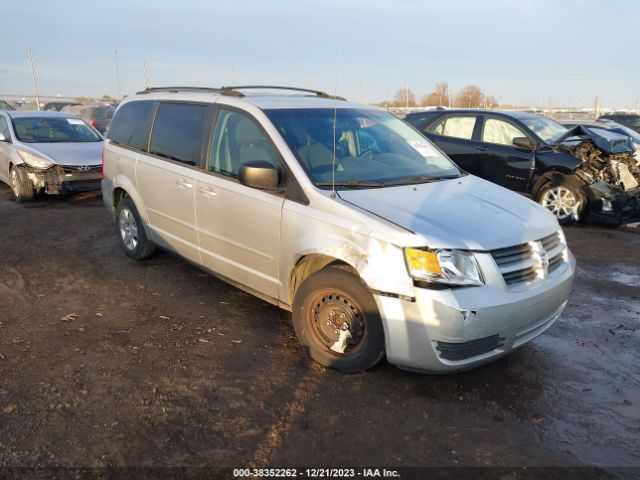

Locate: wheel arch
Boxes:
[288,254,359,306]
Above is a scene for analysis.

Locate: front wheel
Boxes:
[10,166,34,202]
[292,266,385,373]
[536,177,586,224]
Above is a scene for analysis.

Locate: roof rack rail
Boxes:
[135,85,346,100]
[220,85,346,101]
[135,86,243,96]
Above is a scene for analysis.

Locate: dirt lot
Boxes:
[0,185,639,478]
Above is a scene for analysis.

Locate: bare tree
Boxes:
[393,88,416,107]
[455,85,483,108]
[420,82,450,107]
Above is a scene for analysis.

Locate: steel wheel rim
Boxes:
[540,186,579,220]
[118,208,138,251]
[10,169,19,198]
[307,289,367,356]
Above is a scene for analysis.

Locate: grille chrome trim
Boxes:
[489,231,566,286]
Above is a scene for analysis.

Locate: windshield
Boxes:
[11,117,102,143]
[519,115,567,144]
[265,108,460,188]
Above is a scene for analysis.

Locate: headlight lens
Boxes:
[17,150,55,169]
[405,247,483,287]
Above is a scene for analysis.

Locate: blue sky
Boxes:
[1,0,638,108]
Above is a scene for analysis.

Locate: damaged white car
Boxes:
[0,111,103,202]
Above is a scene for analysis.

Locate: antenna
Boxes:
[331,54,338,200]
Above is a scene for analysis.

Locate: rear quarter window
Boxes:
[107,101,154,150]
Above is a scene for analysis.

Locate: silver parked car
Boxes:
[0,111,104,202]
[101,86,576,373]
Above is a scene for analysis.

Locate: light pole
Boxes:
[28,49,41,111]
[114,49,122,99]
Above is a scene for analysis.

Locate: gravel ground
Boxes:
[0,185,638,478]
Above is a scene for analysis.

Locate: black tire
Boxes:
[292,266,385,373]
[10,166,34,202]
[115,196,155,260]
[535,175,587,225]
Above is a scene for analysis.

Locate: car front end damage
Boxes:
[375,230,576,373]
[555,126,640,223]
[23,163,102,195]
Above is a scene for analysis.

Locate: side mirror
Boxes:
[513,136,535,150]
[0,133,6,142]
[239,161,281,191]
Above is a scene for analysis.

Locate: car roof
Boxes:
[405,109,548,121]
[6,110,81,119]
[128,88,374,111]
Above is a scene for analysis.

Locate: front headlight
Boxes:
[17,150,55,169]
[405,247,483,287]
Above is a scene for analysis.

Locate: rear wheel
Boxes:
[116,197,155,260]
[536,176,586,224]
[10,166,34,202]
[292,266,385,373]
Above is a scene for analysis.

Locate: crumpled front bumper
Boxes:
[585,182,640,224]
[375,250,576,373]
[25,164,102,195]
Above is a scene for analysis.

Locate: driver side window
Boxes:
[208,109,279,178]
[482,118,527,146]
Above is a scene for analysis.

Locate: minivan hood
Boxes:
[338,175,559,250]
[22,141,104,166]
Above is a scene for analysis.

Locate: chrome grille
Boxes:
[490,231,566,286]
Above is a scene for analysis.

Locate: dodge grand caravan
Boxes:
[102,86,576,373]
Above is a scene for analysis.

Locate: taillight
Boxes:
[90,119,99,128]
[101,147,105,177]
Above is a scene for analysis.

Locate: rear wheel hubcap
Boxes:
[119,208,138,251]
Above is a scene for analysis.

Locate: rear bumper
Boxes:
[26,165,102,195]
[376,251,576,373]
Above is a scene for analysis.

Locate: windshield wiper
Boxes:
[315,181,386,189]
[383,174,458,186]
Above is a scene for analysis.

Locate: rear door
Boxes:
[475,115,535,192]
[423,114,481,172]
[136,102,209,263]
[192,107,285,299]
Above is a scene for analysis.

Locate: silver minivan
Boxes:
[102,86,576,373]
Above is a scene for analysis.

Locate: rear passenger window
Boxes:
[107,101,154,150]
[149,103,207,166]
[430,116,476,140]
[207,109,279,178]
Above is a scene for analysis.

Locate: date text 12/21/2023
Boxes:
[233,468,401,478]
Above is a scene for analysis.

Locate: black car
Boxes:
[598,113,640,134]
[405,109,640,224]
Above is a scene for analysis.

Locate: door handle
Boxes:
[197,185,216,197]
[176,178,193,189]
[475,146,488,152]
